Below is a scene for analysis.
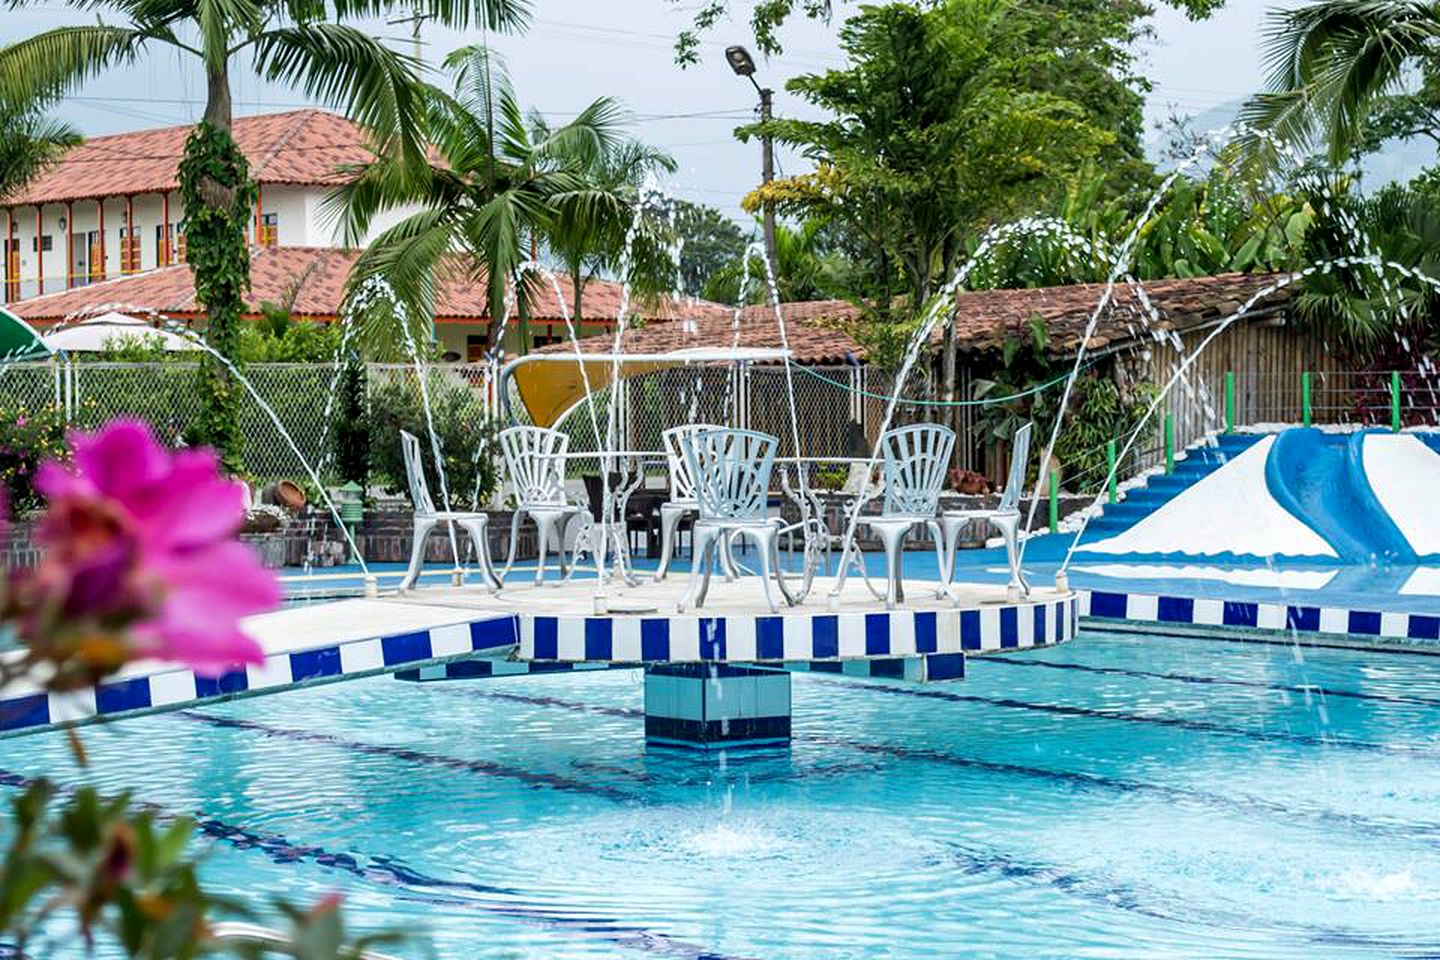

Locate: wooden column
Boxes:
[162,192,171,266]
[96,199,105,281]
[65,201,74,289]
[34,206,43,295]
[254,184,262,244]
[3,208,12,303]
[124,195,134,273]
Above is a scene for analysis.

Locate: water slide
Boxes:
[1081,434,1338,560]
[1265,429,1414,565]
[1081,428,1440,564]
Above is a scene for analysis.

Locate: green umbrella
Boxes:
[0,307,51,362]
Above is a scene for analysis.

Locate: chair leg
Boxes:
[400,516,438,592]
[655,504,681,581]
[719,531,740,581]
[533,513,555,584]
[935,516,963,599]
[554,512,574,579]
[678,525,717,613]
[500,509,524,580]
[991,514,1028,598]
[458,519,500,590]
[696,528,721,609]
[876,524,908,610]
[754,529,780,615]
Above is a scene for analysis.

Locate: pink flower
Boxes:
[34,420,279,675]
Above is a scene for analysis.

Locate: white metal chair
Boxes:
[399,430,499,592]
[499,425,581,584]
[939,421,1032,599]
[832,423,954,609]
[654,423,738,581]
[677,427,795,614]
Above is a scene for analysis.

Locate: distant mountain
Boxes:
[1146,97,1436,190]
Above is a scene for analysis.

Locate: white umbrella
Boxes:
[42,311,200,353]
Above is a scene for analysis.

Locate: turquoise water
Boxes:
[5,630,1440,958]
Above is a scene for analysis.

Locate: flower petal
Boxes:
[125,451,246,550]
[71,420,169,501]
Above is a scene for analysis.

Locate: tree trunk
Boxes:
[180,59,253,472]
[204,64,232,131]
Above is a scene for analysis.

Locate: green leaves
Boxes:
[341,44,667,347]
[1240,0,1440,163]
[252,24,427,168]
[179,121,255,472]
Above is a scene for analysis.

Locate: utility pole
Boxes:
[758,85,777,277]
[726,45,779,276]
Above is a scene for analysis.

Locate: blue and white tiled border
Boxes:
[0,615,520,736]
[1079,589,1440,647]
[518,594,1079,663]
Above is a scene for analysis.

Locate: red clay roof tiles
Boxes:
[5,246,730,327]
[1,110,373,206]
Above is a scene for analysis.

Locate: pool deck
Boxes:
[0,575,1078,738]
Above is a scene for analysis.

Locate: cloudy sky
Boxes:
[3,0,1298,219]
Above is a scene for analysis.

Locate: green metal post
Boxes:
[1106,440,1117,505]
[1048,469,1059,534]
[1224,371,1235,434]
[1301,371,1312,427]
[1392,371,1402,432]
[1164,413,1175,475]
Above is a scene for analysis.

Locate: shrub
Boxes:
[0,403,69,514]
[368,376,498,510]
[332,354,369,487]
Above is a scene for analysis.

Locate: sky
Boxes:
[2,0,1301,220]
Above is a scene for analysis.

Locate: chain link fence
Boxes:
[0,360,498,488]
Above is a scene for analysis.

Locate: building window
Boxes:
[31,235,53,253]
[259,212,278,247]
[85,231,102,283]
[119,226,141,273]
[466,334,488,362]
[155,223,186,266]
[3,239,17,303]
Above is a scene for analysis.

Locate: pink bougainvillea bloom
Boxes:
[35,419,280,674]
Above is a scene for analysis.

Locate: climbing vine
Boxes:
[178,121,256,474]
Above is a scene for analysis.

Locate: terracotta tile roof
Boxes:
[1,110,373,205]
[938,272,1293,354]
[6,246,724,326]
[557,272,1291,363]
[533,301,864,365]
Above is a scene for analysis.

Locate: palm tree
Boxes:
[334,45,633,351]
[1240,0,1440,162]
[0,0,527,468]
[543,134,676,323]
[0,100,79,200]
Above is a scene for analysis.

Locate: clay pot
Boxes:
[261,479,307,513]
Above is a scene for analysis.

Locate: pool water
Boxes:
[5,630,1440,958]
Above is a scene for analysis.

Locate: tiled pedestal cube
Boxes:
[642,663,791,748]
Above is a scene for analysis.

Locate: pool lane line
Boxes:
[977,654,1440,708]
[178,712,643,804]
[808,676,1440,758]
[945,842,1440,954]
[453,688,1440,846]
[0,767,754,960]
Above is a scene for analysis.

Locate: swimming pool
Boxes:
[5,629,1439,958]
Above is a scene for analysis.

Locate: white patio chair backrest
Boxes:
[681,427,778,523]
[662,423,725,502]
[998,422,1033,514]
[500,425,570,507]
[880,423,955,517]
[400,430,437,517]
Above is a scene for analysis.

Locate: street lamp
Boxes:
[725,45,778,276]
